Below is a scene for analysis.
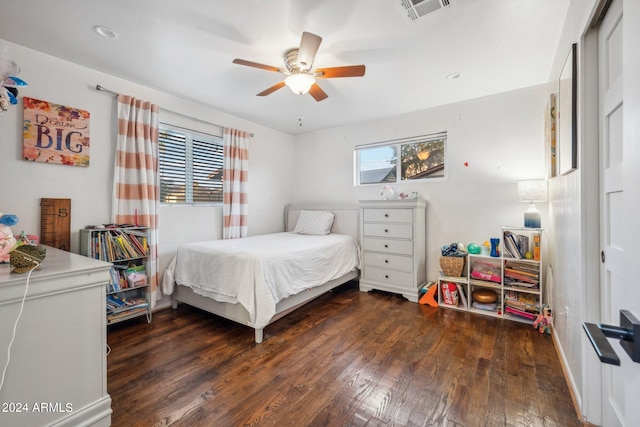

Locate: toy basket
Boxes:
[439,256,465,277]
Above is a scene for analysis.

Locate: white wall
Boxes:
[543,0,599,423]
[293,84,549,285]
[0,40,295,293]
[544,1,640,425]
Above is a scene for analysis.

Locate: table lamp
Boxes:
[518,179,547,228]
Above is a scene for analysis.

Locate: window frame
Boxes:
[158,123,224,205]
[354,132,447,186]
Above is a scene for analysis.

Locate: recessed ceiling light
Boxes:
[93,25,118,39]
[447,72,461,80]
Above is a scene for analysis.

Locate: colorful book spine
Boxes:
[533,233,541,261]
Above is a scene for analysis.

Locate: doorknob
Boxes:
[583,310,640,365]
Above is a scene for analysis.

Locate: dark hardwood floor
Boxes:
[107,281,583,426]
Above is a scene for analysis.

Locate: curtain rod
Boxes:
[95,84,253,137]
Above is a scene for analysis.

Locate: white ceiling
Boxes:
[0,0,569,135]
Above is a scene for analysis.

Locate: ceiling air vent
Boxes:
[399,0,455,22]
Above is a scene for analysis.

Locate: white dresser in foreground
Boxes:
[359,199,427,302]
[0,246,112,427]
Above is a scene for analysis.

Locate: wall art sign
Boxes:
[557,43,577,175]
[23,97,90,167]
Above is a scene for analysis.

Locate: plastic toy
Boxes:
[467,243,481,254]
[482,241,490,255]
[0,213,19,263]
[490,238,500,257]
[380,185,394,200]
[419,283,438,307]
[441,242,467,257]
[533,305,553,334]
[1,53,28,112]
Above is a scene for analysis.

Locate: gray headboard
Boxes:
[284,204,360,242]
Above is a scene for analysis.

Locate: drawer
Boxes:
[363,223,412,239]
[363,252,413,272]
[364,266,414,287]
[362,237,413,255]
[363,208,413,224]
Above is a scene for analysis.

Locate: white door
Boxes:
[598,1,638,425]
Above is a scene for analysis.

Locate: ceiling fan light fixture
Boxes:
[284,73,315,95]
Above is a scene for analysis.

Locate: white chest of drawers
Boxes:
[0,246,112,427]
[359,199,426,302]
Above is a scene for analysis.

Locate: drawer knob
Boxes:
[384,214,389,218]
[384,229,388,233]
[385,274,389,279]
[385,259,389,263]
[384,244,388,248]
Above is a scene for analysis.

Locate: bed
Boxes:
[162,205,361,343]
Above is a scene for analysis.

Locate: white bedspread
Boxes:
[162,232,360,329]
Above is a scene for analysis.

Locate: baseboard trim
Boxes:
[551,329,586,424]
[49,395,112,427]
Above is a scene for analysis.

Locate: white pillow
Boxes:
[293,210,335,235]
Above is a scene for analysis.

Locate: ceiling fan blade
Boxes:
[316,65,366,78]
[257,81,286,96]
[233,58,283,73]
[308,83,328,102]
[297,32,322,71]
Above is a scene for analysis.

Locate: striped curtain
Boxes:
[113,95,160,306]
[223,128,249,239]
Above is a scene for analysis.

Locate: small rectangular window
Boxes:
[159,125,223,204]
[358,146,397,184]
[355,132,446,185]
[400,138,445,180]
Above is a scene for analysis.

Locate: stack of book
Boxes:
[504,290,540,321]
[106,294,149,322]
[503,260,540,289]
[472,301,498,312]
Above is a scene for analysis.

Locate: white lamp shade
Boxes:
[518,179,547,203]
[284,73,315,95]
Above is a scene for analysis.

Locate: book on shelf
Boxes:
[517,235,529,257]
[533,233,541,261]
[109,267,122,292]
[126,264,145,273]
[106,294,148,313]
[87,228,148,262]
[504,266,539,278]
[456,283,468,308]
[503,230,541,260]
[504,270,538,284]
[504,282,539,290]
[108,307,149,322]
[504,290,540,313]
[128,235,146,256]
[503,231,523,259]
[472,301,497,311]
[505,306,536,321]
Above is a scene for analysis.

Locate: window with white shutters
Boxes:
[159,125,224,204]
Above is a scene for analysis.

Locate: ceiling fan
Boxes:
[232,31,366,102]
